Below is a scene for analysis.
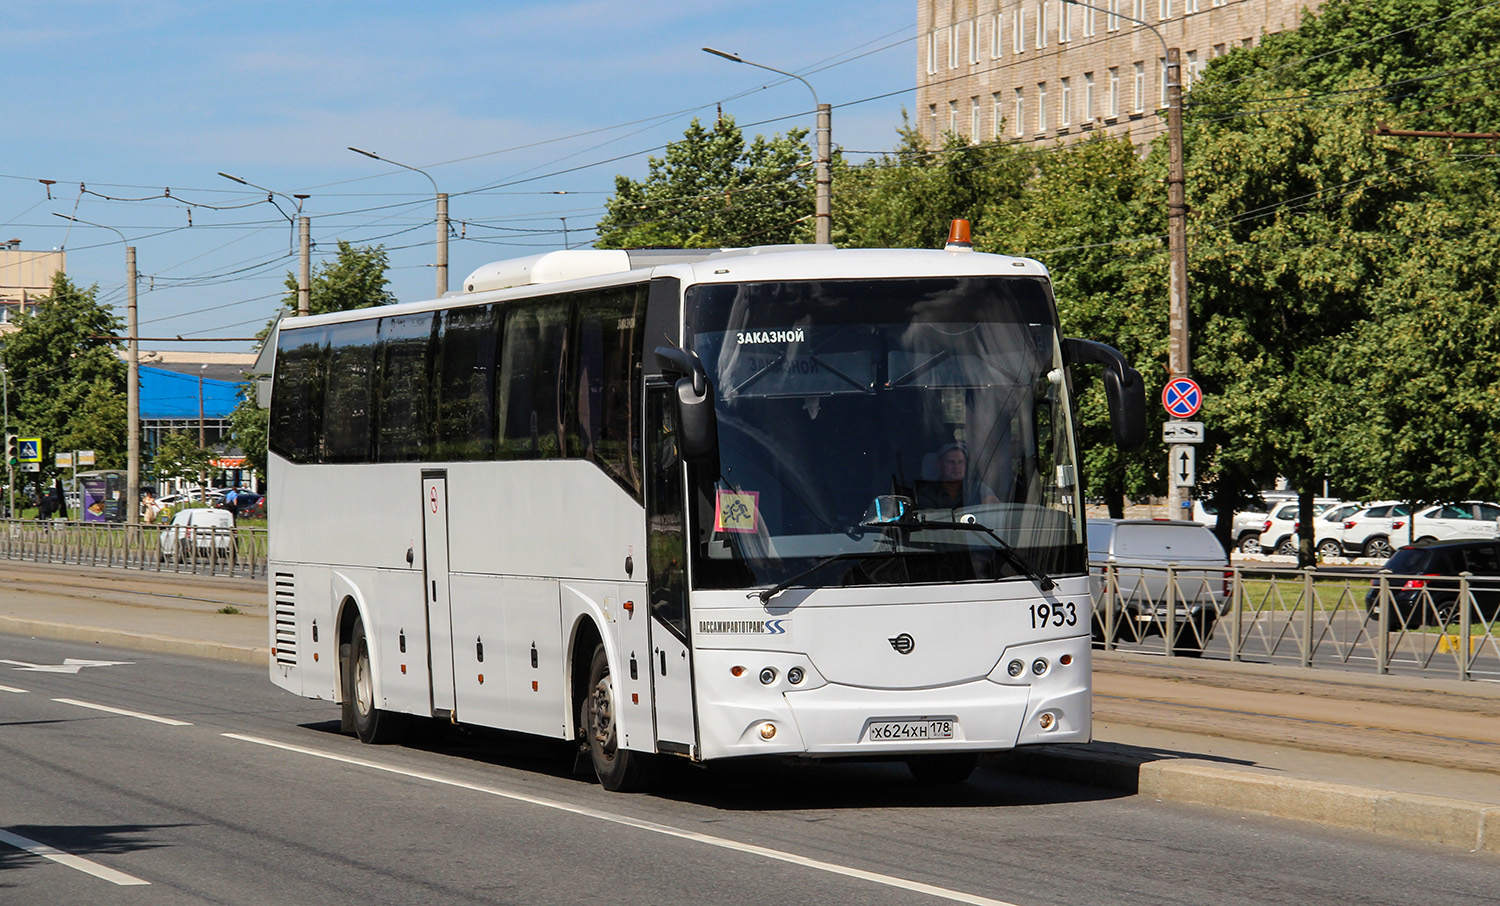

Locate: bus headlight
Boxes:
[786,666,805,685]
[1007,659,1025,677]
[759,667,778,685]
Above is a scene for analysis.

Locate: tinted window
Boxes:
[377,312,436,461]
[270,326,327,463]
[1462,544,1500,575]
[497,300,570,459]
[434,304,500,460]
[322,320,377,462]
[575,286,643,495]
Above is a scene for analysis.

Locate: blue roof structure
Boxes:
[139,365,242,421]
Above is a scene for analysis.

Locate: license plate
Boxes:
[864,718,955,741]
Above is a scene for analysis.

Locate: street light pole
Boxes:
[348,148,449,296]
[702,47,832,245]
[218,173,312,316]
[54,213,139,526]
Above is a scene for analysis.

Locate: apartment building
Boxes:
[916,0,1321,148]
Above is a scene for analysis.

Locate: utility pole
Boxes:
[1165,47,1192,518]
[125,245,139,527]
[298,216,311,317]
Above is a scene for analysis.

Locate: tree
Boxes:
[1,273,127,484]
[150,430,214,490]
[233,241,397,476]
[595,116,815,248]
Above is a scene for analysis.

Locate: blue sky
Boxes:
[2,1,918,353]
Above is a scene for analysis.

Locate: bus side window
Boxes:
[646,388,688,636]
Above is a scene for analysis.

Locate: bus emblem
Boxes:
[888,633,915,655]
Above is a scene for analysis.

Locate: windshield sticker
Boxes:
[736,329,804,345]
[715,490,760,534]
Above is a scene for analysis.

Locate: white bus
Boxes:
[266,232,1145,790]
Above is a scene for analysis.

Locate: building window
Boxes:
[1185,0,1199,12]
[1060,77,1072,126]
[1108,67,1120,117]
[927,30,938,75]
[1059,0,1072,42]
[971,97,982,141]
[1036,2,1048,49]
[1186,50,1200,86]
[949,25,959,69]
[1108,0,1121,31]
[1014,8,1026,54]
[1037,81,1048,132]
[993,92,1005,138]
[949,99,959,135]
[991,13,1004,58]
[1159,0,1172,20]
[1133,62,1145,113]
[969,20,979,64]
[1133,0,1145,25]
[1014,88,1025,136]
[1212,42,1226,59]
[1159,56,1168,107]
[1084,71,1096,121]
[1084,4,1097,37]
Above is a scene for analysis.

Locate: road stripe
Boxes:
[0,684,27,694]
[225,733,1020,906]
[0,828,150,886]
[52,699,192,726]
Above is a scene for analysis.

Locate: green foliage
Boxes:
[595,116,815,248]
[151,430,214,487]
[1,272,126,479]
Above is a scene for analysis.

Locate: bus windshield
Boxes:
[685,275,1085,593]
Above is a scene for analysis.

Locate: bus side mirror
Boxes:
[1063,338,1147,451]
[654,347,719,463]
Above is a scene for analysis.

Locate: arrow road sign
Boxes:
[1162,421,1205,443]
[1171,445,1196,488]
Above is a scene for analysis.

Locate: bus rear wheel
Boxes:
[581,644,655,792]
[906,752,978,784]
[347,615,406,745]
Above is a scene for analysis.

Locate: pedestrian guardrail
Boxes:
[1093,562,1500,683]
[0,518,267,579]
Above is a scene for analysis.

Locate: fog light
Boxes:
[1032,658,1049,676]
[787,666,805,685]
[759,667,778,685]
[759,722,777,739]
[1038,711,1056,730]
[1007,659,1025,677]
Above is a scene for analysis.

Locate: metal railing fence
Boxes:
[0,518,268,579]
[1094,562,1500,683]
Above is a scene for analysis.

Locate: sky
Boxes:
[2,1,919,355]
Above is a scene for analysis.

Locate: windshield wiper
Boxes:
[863,516,1056,592]
[752,551,900,604]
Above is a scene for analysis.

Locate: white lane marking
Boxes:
[0,658,133,674]
[0,683,27,693]
[225,733,1021,906]
[0,827,150,886]
[52,699,192,727]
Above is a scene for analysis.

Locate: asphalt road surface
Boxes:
[1,633,1494,906]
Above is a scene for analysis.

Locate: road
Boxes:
[1,632,1495,906]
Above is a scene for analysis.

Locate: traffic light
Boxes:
[4,434,16,467]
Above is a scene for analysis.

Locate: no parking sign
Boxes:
[1161,378,1202,418]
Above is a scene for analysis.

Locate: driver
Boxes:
[915,442,1000,509]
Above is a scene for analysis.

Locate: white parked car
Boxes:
[160,507,235,560]
[1257,499,1342,556]
[1340,501,1411,559]
[1087,518,1231,656]
[1409,502,1500,545]
[1312,501,1366,559]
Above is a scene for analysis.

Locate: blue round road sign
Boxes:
[1162,378,1203,418]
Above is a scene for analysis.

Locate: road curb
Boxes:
[994,743,1499,854]
[0,615,268,667]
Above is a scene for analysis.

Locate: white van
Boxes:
[160,507,235,560]
[1088,518,1231,656]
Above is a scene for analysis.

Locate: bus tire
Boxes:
[348,615,406,745]
[906,752,978,784]
[581,643,655,792]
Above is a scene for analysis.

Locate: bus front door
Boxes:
[421,472,457,717]
[646,388,697,754]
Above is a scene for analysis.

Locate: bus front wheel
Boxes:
[581,644,655,792]
[347,615,406,745]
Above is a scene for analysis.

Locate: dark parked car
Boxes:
[1365,539,1500,628]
